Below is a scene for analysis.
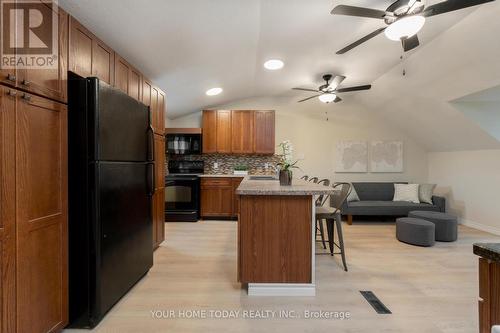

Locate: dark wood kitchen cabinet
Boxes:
[0,5,68,103]
[254,110,275,154]
[202,110,217,153]
[114,54,143,102]
[0,85,17,333]
[0,86,68,332]
[216,110,232,153]
[201,178,233,218]
[202,110,274,155]
[69,16,115,85]
[152,134,165,249]
[231,111,254,154]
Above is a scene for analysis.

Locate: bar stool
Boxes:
[314,179,330,249]
[308,177,319,184]
[315,182,351,271]
[300,175,309,181]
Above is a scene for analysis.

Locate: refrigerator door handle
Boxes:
[147,162,155,196]
[147,125,155,162]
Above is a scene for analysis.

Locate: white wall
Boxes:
[168,96,429,183]
[428,150,500,234]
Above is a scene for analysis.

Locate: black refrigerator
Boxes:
[67,72,154,328]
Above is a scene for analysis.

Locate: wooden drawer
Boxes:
[201,177,232,187]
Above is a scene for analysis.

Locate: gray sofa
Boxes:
[341,182,446,224]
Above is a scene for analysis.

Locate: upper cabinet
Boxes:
[254,111,275,154]
[231,111,254,154]
[202,110,275,155]
[69,16,114,85]
[0,5,68,103]
[216,110,232,154]
[202,110,217,153]
[114,54,143,101]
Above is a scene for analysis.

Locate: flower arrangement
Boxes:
[277,140,300,185]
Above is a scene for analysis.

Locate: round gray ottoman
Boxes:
[409,211,458,242]
[396,218,435,247]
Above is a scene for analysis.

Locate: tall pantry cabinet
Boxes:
[0,3,167,332]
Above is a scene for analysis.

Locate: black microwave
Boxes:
[166,134,202,155]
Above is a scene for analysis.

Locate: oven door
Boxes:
[165,176,200,222]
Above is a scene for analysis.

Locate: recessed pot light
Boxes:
[264,59,284,70]
[206,87,223,96]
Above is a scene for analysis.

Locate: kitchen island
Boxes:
[235,177,333,296]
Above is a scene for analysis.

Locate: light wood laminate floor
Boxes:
[64,221,500,333]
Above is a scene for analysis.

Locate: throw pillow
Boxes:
[347,185,360,202]
[419,184,436,204]
[393,184,420,203]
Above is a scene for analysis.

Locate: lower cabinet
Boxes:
[201,177,243,218]
[0,85,68,332]
[152,188,165,249]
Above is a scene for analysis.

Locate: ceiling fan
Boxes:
[332,0,495,54]
[293,74,371,103]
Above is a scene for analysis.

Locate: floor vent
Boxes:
[360,291,392,314]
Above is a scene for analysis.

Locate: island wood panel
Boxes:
[216,110,232,153]
[69,17,114,85]
[479,258,500,333]
[254,111,275,154]
[202,110,217,153]
[16,93,68,332]
[238,195,312,283]
[231,111,254,154]
[0,86,16,333]
[17,6,68,103]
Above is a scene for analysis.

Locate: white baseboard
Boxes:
[460,218,500,236]
[247,283,316,297]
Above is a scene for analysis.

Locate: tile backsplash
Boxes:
[167,154,281,175]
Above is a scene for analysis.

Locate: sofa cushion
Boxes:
[393,184,420,203]
[352,182,407,201]
[345,200,441,216]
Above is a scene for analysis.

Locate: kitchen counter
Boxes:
[236,177,333,297]
[474,243,500,262]
[236,177,333,196]
[200,174,245,178]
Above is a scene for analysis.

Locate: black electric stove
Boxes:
[165,160,204,222]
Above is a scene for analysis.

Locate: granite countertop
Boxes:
[473,243,500,262]
[200,174,246,178]
[236,177,334,196]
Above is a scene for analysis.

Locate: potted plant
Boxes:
[233,164,249,176]
[277,140,300,186]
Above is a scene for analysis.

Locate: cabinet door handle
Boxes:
[21,79,30,86]
[7,74,16,82]
[6,90,17,97]
[21,94,31,102]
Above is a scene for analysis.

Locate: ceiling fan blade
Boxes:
[292,88,320,93]
[402,35,420,52]
[334,96,343,103]
[408,0,418,7]
[298,95,321,103]
[423,0,494,17]
[328,75,347,90]
[331,5,387,19]
[336,85,372,93]
[336,27,386,54]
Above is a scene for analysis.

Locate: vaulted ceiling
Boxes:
[59,0,483,118]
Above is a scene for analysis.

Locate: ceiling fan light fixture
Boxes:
[319,93,337,104]
[264,59,284,70]
[384,15,425,41]
[206,87,223,96]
